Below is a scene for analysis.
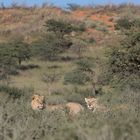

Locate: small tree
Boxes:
[0,44,17,84]
[34,19,78,61]
[34,34,67,60]
[76,59,96,95]
[12,39,31,65]
[64,58,96,96]
[44,19,76,39]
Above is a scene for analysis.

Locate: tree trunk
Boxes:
[18,59,22,66]
[89,69,96,97]
[92,81,96,96]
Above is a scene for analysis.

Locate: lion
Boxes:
[31,95,84,116]
[31,95,46,110]
[85,97,98,112]
[46,102,84,117]
[85,97,107,112]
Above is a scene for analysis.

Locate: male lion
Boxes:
[31,95,84,116]
[85,97,107,112]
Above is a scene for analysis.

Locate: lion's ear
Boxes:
[85,98,88,103]
[32,95,35,100]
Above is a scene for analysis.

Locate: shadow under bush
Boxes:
[18,64,40,71]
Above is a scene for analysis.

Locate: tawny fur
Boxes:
[31,95,46,110]
[31,95,83,116]
[85,97,107,112]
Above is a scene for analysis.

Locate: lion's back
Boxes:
[66,102,84,116]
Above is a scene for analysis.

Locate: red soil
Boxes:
[72,10,116,31]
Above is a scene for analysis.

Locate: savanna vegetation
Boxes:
[0,3,140,140]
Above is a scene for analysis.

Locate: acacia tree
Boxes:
[13,40,31,66]
[44,19,75,39]
[0,44,17,84]
[34,19,77,60]
[64,59,96,96]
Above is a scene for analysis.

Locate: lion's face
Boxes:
[31,95,45,110]
[85,97,97,111]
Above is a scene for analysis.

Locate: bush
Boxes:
[86,37,96,44]
[77,23,86,32]
[0,85,31,99]
[45,19,76,38]
[42,72,61,83]
[84,20,97,29]
[115,17,140,30]
[34,34,71,60]
[76,58,95,71]
[115,17,132,30]
[12,39,32,65]
[105,27,140,89]
[0,44,17,83]
[33,19,79,60]
[64,69,90,85]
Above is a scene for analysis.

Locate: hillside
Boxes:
[0,6,118,43]
[0,5,140,140]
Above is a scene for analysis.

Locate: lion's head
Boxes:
[31,95,46,110]
[85,97,97,111]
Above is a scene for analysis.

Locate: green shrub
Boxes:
[115,17,132,30]
[33,34,70,60]
[86,37,96,44]
[105,27,140,89]
[84,20,97,29]
[0,44,17,82]
[115,17,140,30]
[12,39,32,65]
[42,72,61,83]
[34,19,79,60]
[45,19,76,38]
[0,85,31,99]
[96,26,109,33]
[76,58,95,71]
[77,23,86,32]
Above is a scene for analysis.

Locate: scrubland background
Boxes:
[0,3,140,140]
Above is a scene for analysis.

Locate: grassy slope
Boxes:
[1,6,139,98]
[0,7,116,92]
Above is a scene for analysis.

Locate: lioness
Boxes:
[31,95,46,110]
[85,97,107,112]
[31,95,83,116]
[85,97,98,112]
